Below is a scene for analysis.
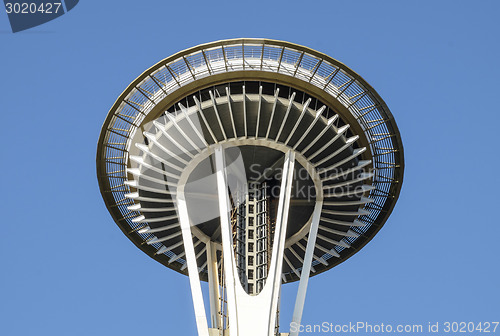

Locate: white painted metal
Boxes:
[128,157,180,179]
[147,231,182,244]
[307,124,350,161]
[267,150,295,336]
[317,233,350,248]
[179,103,210,147]
[124,191,175,203]
[122,86,374,336]
[284,98,311,145]
[243,85,247,138]
[320,217,366,227]
[314,135,359,167]
[284,253,300,278]
[99,40,405,336]
[226,87,237,138]
[207,241,222,329]
[180,245,207,271]
[126,170,178,190]
[172,138,323,247]
[300,116,337,155]
[290,199,323,336]
[324,184,375,197]
[164,112,202,153]
[322,172,374,190]
[318,225,359,238]
[321,148,367,174]
[124,180,176,195]
[266,88,280,139]
[288,246,315,273]
[296,241,328,266]
[193,96,218,143]
[292,106,326,150]
[128,206,177,213]
[198,260,208,273]
[275,92,296,141]
[209,91,227,141]
[322,208,370,216]
[135,143,184,172]
[321,159,370,182]
[177,194,210,336]
[154,120,195,159]
[170,239,203,263]
[214,145,239,335]
[323,196,374,206]
[214,146,296,336]
[314,242,340,258]
[255,85,263,139]
[144,131,190,164]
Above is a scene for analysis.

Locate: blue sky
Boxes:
[1,1,499,335]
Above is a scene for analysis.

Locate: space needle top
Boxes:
[96,38,404,336]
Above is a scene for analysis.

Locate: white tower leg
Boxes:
[177,195,210,336]
[214,145,295,336]
[290,199,323,336]
[214,145,240,335]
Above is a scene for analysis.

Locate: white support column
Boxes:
[215,145,296,336]
[290,198,323,336]
[214,145,239,335]
[267,150,295,335]
[207,241,221,330]
[177,195,210,336]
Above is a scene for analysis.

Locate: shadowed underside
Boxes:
[96,39,404,284]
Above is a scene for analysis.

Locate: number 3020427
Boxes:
[443,322,499,333]
[5,2,63,14]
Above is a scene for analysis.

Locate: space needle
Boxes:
[96,38,404,336]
